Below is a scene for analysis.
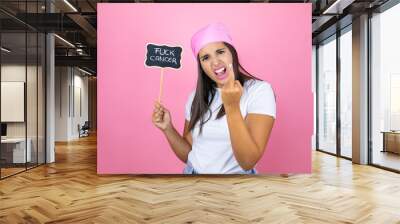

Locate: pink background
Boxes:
[97,3,312,174]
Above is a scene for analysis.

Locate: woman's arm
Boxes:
[152,101,192,163]
[220,66,275,170]
[225,105,274,170]
[162,121,192,163]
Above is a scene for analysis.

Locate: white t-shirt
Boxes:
[185,79,276,174]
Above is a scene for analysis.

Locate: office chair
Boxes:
[79,121,90,138]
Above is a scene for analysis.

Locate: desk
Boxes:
[381,131,400,154]
[1,138,31,163]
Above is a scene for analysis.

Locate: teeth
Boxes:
[215,67,225,73]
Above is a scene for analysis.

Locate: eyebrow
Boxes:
[200,48,226,60]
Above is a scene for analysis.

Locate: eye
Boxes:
[201,55,209,61]
[217,50,225,55]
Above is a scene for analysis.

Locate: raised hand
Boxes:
[220,64,243,109]
[152,101,172,131]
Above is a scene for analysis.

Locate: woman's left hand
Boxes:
[221,64,243,110]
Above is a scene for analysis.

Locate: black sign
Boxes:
[145,44,182,69]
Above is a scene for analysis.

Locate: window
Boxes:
[370,2,400,171]
[339,27,352,158]
[317,35,337,154]
[0,1,47,179]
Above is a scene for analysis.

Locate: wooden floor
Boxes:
[1,134,400,224]
[373,150,400,171]
[0,167,26,178]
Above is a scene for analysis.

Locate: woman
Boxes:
[152,23,276,174]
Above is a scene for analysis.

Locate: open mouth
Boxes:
[214,67,228,80]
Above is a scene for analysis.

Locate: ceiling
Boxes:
[0,0,393,75]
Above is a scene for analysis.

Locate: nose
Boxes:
[211,58,221,67]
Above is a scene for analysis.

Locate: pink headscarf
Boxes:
[190,23,234,58]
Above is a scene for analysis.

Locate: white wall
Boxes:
[72,73,89,138]
[55,66,69,141]
[1,65,42,138]
[55,67,89,141]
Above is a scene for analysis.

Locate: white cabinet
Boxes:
[1,138,32,163]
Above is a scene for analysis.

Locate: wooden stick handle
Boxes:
[158,68,164,103]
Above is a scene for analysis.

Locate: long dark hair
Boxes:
[188,42,260,134]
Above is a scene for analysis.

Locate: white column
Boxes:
[352,14,369,164]
[46,1,55,163]
[46,33,55,163]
